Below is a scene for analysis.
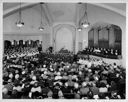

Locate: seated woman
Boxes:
[29,82,42,99]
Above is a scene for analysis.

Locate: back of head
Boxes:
[74,93,81,99]
[47,90,53,98]
[2,88,8,95]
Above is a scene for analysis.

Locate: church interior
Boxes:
[2,2,126,99]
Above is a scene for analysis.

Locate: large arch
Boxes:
[88,22,122,55]
[53,24,76,53]
[56,27,73,52]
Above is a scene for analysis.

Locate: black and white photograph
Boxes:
[2,0,126,100]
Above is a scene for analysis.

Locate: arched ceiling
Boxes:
[3,3,126,26]
[102,3,126,11]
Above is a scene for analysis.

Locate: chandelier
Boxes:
[16,2,24,28]
[77,3,82,32]
[77,20,82,31]
[77,27,82,31]
[81,3,90,28]
[39,2,44,31]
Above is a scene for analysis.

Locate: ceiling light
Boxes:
[16,2,24,28]
[78,27,82,31]
[81,3,90,28]
[39,26,44,31]
[82,22,90,28]
[16,21,24,28]
[77,3,83,32]
[39,2,44,31]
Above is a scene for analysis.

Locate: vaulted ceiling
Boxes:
[3,3,126,26]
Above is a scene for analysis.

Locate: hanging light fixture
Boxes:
[78,18,82,32]
[39,2,44,31]
[77,27,82,31]
[81,3,90,28]
[77,3,82,32]
[77,21,82,31]
[16,2,24,28]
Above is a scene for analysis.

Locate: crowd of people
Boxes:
[4,46,39,59]
[2,46,125,99]
[78,47,121,59]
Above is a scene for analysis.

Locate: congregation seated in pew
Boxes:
[2,46,126,99]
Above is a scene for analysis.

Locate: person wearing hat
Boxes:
[29,82,42,99]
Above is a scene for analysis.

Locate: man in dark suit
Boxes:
[38,45,42,53]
